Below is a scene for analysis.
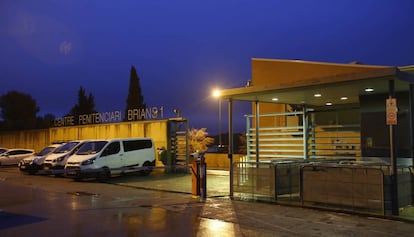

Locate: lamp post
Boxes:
[212,89,222,149]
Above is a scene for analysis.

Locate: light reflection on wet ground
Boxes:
[2,167,414,236]
[0,181,235,236]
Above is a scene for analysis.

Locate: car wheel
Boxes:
[97,168,110,182]
[141,161,153,176]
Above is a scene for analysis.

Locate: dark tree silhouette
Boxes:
[69,86,97,125]
[36,113,56,128]
[125,65,146,121]
[0,90,39,130]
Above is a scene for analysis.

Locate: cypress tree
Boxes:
[125,65,146,121]
[69,86,97,125]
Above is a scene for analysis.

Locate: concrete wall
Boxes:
[0,129,50,151]
[204,153,245,169]
[251,58,391,88]
[0,120,169,160]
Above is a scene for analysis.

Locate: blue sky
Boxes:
[1,0,414,135]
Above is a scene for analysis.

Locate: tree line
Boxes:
[0,65,145,131]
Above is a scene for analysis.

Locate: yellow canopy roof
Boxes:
[220,58,414,107]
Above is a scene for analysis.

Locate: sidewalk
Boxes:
[109,169,230,197]
[108,168,414,222]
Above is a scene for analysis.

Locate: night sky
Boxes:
[1,0,414,135]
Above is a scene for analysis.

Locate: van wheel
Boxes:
[97,168,110,182]
[141,161,152,176]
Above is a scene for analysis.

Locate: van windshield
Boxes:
[53,142,79,153]
[77,141,108,155]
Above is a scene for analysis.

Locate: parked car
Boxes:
[0,149,35,166]
[18,143,64,174]
[42,140,88,175]
[65,138,155,181]
[0,148,8,155]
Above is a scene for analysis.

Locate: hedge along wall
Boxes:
[0,120,169,164]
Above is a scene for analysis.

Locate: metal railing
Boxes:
[245,111,306,161]
[301,163,385,215]
[232,161,414,216]
[245,111,362,162]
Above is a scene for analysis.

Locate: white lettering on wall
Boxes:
[127,106,163,121]
[54,116,75,126]
[53,107,164,127]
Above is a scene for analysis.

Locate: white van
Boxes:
[64,138,156,180]
[42,140,88,175]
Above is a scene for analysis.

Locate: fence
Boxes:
[233,161,302,202]
[301,164,385,215]
[233,161,414,216]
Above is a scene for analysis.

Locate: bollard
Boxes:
[199,154,207,199]
[191,159,200,197]
[191,152,207,199]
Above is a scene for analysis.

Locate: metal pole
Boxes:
[246,115,251,161]
[228,99,234,199]
[389,79,399,216]
[219,99,222,147]
[255,101,260,164]
[410,84,414,166]
[302,105,308,161]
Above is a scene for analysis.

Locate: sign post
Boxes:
[387,79,399,216]
[386,98,398,125]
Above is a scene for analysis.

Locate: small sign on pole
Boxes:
[386,98,398,125]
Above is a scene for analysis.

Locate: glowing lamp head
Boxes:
[212,89,221,98]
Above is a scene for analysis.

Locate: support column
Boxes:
[185,119,189,165]
[255,101,260,164]
[302,106,308,161]
[228,99,234,199]
[410,84,414,166]
[246,115,251,161]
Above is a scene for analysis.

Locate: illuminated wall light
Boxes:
[271,98,279,101]
[340,96,348,100]
[364,88,374,92]
[325,102,333,106]
[314,93,322,97]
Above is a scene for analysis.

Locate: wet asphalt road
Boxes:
[1,166,414,237]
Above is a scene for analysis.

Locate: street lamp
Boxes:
[212,89,222,149]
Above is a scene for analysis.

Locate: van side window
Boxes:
[123,140,152,152]
[102,142,120,157]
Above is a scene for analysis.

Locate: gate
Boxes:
[168,118,189,167]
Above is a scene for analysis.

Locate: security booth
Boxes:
[219,58,414,216]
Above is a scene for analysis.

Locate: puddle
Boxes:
[67,191,99,196]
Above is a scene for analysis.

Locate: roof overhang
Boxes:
[219,59,414,107]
